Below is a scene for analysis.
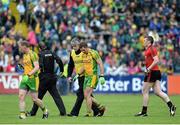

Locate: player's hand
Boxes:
[17,64,24,70]
[67,77,72,82]
[99,76,105,85]
[73,74,79,81]
[144,68,150,74]
[21,75,29,83]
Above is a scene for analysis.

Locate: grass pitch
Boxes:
[0,94,179,124]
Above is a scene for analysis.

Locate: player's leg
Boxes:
[84,87,93,116]
[142,82,152,108]
[30,91,49,119]
[153,80,176,116]
[29,77,48,119]
[19,89,28,119]
[91,97,106,116]
[92,75,106,116]
[29,75,49,116]
[91,96,100,116]
[84,75,99,116]
[29,86,47,116]
[135,81,152,116]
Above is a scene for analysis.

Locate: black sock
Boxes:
[142,106,147,114]
[167,101,173,109]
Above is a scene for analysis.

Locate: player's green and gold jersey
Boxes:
[82,49,100,76]
[23,50,39,76]
[71,50,84,75]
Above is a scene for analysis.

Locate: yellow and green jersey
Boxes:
[71,50,84,75]
[23,50,39,76]
[82,49,100,76]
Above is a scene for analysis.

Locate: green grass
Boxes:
[0,94,179,124]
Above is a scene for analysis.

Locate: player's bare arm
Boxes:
[96,58,104,76]
[28,61,39,76]
[147,55,159,71]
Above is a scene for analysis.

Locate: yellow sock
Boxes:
[19,111,26,119]
[86,111,93,116]
[20,112,25,116]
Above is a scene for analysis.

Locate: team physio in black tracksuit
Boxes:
[29,42,66,116]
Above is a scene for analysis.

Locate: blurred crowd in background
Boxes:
[0,0,179,75]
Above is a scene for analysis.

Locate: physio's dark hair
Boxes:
[145,36,154,44]
[38,42,47,50]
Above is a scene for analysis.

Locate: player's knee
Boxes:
[142,86,149,94]
[84,92,88,99]
[142,89,146,95]
[154,90,161,97]
[19,94,25,101]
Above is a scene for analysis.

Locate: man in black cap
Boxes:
[28,42,66,116]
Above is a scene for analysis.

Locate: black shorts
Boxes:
[144,70,161,82]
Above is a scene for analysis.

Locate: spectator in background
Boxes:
[2,0,10,11]
[0,0,179,75]
[128,61,138,75]
[16,0,25,23]
[0,45,9,72]
[27,26,37,48]
[6,58,15,72]
[33,1,45,17]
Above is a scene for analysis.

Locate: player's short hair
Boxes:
[20,41,30,47]
[79,41,88,48]
[145,36,154,44]
[71,37,80,46]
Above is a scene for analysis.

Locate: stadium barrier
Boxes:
[0,73,21,94]
[73,75,167,94]
[168,75,180,95]
[0,73,179,95]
